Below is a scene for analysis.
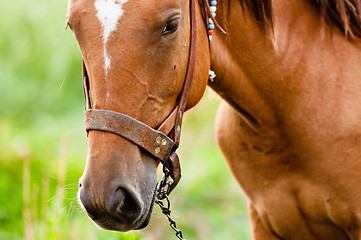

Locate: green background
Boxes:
[0,0,252,239]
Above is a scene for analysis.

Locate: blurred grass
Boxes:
[0,0,252,239]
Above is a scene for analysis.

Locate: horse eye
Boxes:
[162,17,180,36]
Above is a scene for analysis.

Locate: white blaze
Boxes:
[94,0,128,72]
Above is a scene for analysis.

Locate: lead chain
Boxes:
[156,164,186,240]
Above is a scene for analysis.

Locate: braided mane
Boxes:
[242,0,361,38]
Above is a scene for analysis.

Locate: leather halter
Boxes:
[82,0,198,194]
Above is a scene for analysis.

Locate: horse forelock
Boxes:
[241,0,361,39]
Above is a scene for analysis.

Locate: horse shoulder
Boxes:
[214,101,359,239]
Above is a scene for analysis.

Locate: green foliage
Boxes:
[0,0,252,239]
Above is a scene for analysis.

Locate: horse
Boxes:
[66,0,361,238]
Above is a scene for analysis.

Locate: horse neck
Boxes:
[208,0,283,131]
[208,0,361,135]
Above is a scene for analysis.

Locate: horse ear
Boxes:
[65,20,72,31]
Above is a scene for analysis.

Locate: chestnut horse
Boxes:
[67,0,361,239]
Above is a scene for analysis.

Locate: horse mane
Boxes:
[241,0,361,39]
[240,0,273,30]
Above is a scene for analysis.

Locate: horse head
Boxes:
[67,0,209,231]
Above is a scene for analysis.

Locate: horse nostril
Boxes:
[113,188,126,208]
[108,187,141,223]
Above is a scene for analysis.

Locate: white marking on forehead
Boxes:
[94,0,128,72]
[104,48,111,70]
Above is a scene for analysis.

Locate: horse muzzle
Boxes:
[77,131,158,231]
[78,181,155,231]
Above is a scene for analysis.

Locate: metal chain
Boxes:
[155,163,186,240]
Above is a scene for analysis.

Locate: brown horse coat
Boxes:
[212,0,361,239]
[67,0,361,238]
